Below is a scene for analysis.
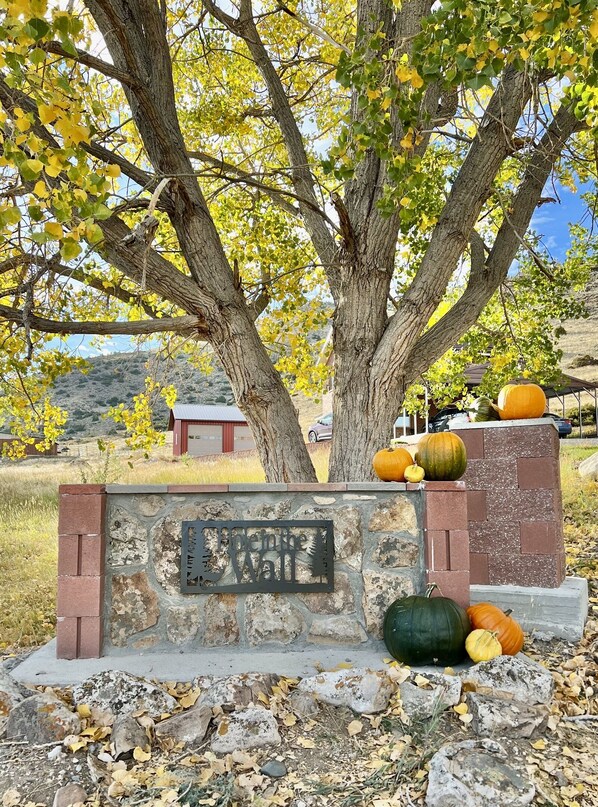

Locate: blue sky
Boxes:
[531,184,589,261]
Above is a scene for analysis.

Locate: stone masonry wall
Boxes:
[56,482,471,658]
[104,485,425,654]
[452,420,565,588]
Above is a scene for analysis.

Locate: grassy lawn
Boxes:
[0,440,596,651]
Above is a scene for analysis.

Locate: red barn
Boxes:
[0,432,58,457]
[168,404,256,457]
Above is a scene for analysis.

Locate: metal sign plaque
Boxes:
[181,519,334,594]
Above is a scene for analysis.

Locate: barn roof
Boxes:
[168,404,247,429]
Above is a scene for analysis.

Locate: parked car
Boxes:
[428,406,470,433]
[543,412,572,438]
[307,413,333,442]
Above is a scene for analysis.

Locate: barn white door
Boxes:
[233,425,255,452]
[186,424,223,456]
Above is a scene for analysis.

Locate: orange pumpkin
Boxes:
[373,446,413,482]
[466,603,524,655]
[497,383,546,420]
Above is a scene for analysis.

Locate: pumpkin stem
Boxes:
[425,583,439,598]
[504,609,513,617]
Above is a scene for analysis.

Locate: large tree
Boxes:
[0,0,596,479]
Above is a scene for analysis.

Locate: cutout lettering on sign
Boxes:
[181,519,334,593]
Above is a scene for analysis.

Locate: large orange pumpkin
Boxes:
[415,432,467,481]
[497,383,546,420]
[373,446,413,482]
[466,603,524,655]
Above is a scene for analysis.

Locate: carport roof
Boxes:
[465,364,598,398]
[168,403,246,429]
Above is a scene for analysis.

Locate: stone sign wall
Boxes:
[56,482,470,659]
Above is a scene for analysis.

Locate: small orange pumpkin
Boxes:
[373,446,413,482]
[497,383,546,420]
[466,603,524,655]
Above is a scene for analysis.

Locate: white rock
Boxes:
[297,668,394,714]
[466,693,549,738]
[579,450,598,480]
[72,670,177,719]
[399,671,462,721]
[52,784,88,807]
[287,690,320,718]
[111,714,149,758]
[426,739,535,807]
[5,693,81,744]
[460,655,554,705]
[211,707,281,754]
[155,704,212,746]
[194,673,277,709]
[0,667,31,717]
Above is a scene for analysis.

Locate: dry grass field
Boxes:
[0,441,596,651]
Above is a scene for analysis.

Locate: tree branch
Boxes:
[41,41,141,87]
[0,305,207,337]
[403,103,583,379]
[374,66,534,381]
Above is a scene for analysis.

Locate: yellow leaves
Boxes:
[38,104,58,125]
[44,154,63,178]
[76,703,91,719]
[105,163,121,178]
[590,12,598,40]
[54,115,90,146]
[532,10,550,22]
[67,739,87,753]
[178,688,200,709]
[1,789,21,807]
[21,158,43,177]
[347,719,363,736]
[395,61,424,89]
[530,739,546,750]
[296,736,316,748]
[132,746,151,762]
[44,221,63,239]
[14,116,31,133]
[282,713,297,727]
[453,702,468,715]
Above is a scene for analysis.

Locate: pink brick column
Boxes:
[452,421,564,588]
[423,482,470,607]
[56,485,106,659]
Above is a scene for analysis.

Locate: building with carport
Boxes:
[167,404,255,457]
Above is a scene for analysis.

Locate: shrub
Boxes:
[566,403,597,427]
[570,354,598,369]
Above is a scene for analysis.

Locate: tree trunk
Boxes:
[328,261,397,481]
[209,303,318,483]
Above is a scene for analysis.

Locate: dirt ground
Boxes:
[1,622,597,807]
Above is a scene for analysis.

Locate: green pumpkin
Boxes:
[468,396,500,423]
[415,432,467,481]
[383,586,471,666]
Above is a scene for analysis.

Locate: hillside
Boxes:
[557,267,598,408]
[50,351,323,441]
[51,351,236,439]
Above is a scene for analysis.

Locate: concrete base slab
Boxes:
[10,640,474,687]
[11,640,394,686]
[470,576,589,641]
